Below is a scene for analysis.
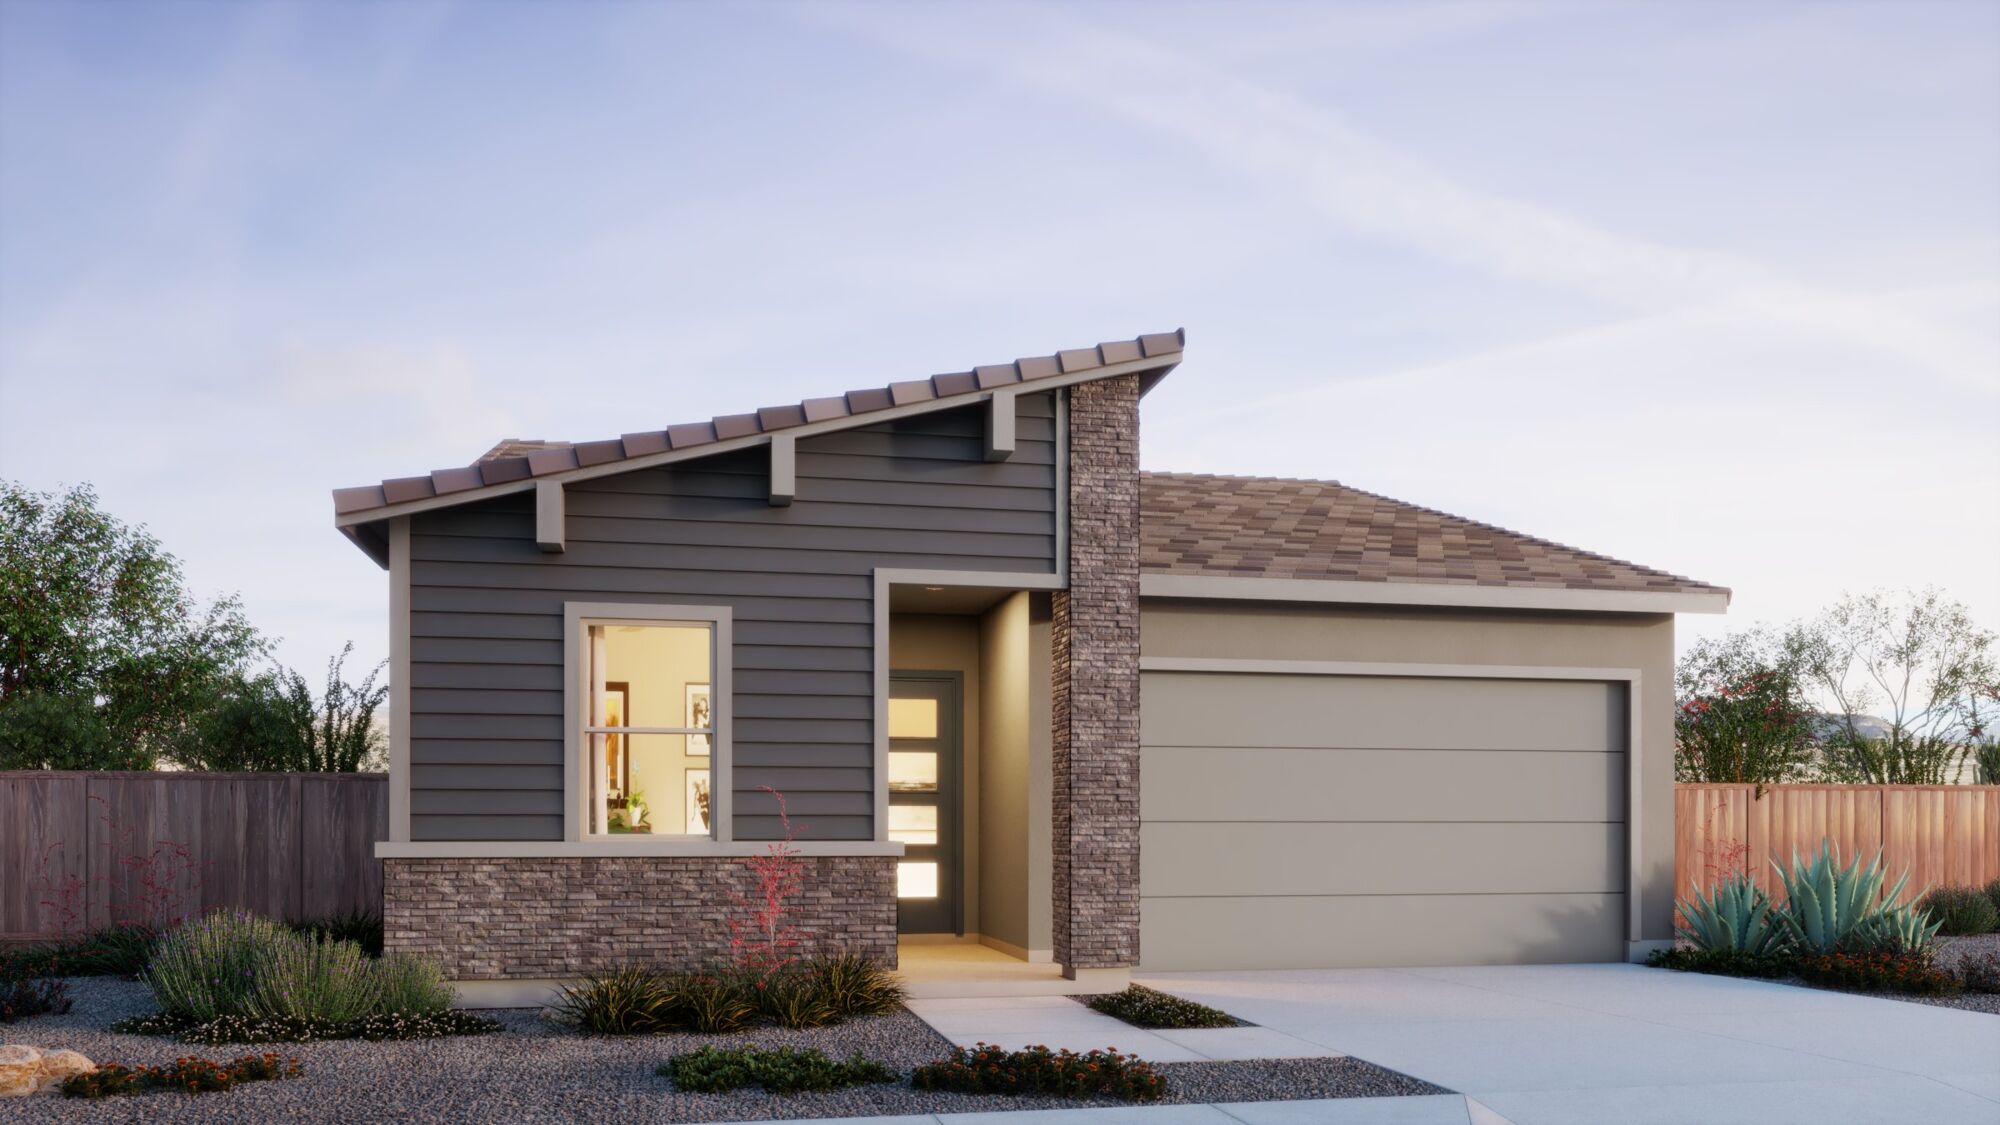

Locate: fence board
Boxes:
[0,771,386,944]
[1676,783,2000,908]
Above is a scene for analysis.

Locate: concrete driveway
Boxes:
[1139,963,2000,1125]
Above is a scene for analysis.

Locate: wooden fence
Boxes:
[1,771,387,945]
[1676,783,2000,906]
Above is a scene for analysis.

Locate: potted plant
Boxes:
[626,790,648,831]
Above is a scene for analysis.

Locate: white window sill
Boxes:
[376,840,906,859]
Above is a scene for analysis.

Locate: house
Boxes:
[331,330,1728,1002]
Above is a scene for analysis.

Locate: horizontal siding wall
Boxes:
[408,395,1058,841]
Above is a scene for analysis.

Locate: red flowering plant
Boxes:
[726,786,808,981]
[61,1052,302,1099]
[1674,631,1818,790]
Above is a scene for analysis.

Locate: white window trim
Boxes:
[563,601,734,847]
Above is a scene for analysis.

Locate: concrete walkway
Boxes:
[906,996,1341,1063]
[741,963,1999,1124]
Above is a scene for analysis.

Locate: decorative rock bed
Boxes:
[1,976,1448,1122]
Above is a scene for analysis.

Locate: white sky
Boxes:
[2,1,1996,678]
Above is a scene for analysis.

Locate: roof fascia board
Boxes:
[1139,573,1729,614]
[335,353,1180,529]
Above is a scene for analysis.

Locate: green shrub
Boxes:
[1086,984,1239,1029]
[1645,947,1796,978]
[111,1009,500,1044]
[1,924,160,978]
[1952,950,2000,994]
[912,1042,1167,1101]
[1772,841,1938,953]
[146,911,294,1020]
[61,1053,301,1098]
[660,1045,893,1094]
[679,973,754,1034]
[752,971,835,1029]
[552,966,681,1035]
[805,952,905,1019]
[373,953,454,1015]
[1,969,73,1023]
[290,910,384,958]
[1676,874,1787,954]
[1794,951,1959,995]
[1974,742,2000,786]
[1918,886,1999,936]
[247,934,381,1022]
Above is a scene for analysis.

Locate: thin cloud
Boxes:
[813,3,1999,393]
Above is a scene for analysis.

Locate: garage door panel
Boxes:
[1141,822,1622,898]
[1139,893,1627,970]
[1141,672,1620,752]
[1138,666,1628,969]
[1142,746,1625,824]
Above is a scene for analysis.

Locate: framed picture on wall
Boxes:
[602,681,630,795]
[685,768,711,834]
[686,683,711,755]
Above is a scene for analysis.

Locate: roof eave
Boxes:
[331,349,1181,535]
[340,522,391,570]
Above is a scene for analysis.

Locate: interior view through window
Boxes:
[585,622,714,837]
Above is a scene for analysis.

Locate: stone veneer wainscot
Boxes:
[383,855,897,978]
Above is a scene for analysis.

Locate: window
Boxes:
[571,607,729,840]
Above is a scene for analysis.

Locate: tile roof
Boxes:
[1139,472,1725,596]
[333,329,1185,517]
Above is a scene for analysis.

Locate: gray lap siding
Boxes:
[406,396,1058,842]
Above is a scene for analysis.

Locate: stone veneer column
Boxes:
[1051,374,1141,975]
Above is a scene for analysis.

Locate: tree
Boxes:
[1674,627,1819,785]
[1,481,263,765]
[296,642,388,772]
[0,691,144,770]
[171,644,387,772]
[1790,589,1998,785]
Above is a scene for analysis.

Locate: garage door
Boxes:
[1139,670,1628,969]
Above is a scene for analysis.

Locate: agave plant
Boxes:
[1676,873,1787,955]
[1855,899,1944,953]
[1772,840,1929,954]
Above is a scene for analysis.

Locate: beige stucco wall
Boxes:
[1139,599,1678,948]
[1027,595,1054,956]
[975,592,1057,958]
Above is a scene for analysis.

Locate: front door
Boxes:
[889,673,961,934]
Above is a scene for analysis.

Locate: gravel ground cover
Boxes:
[2,977,1446,1122]
[1897,934,2000,1016]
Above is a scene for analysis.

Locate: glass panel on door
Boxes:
[890,673,959,934]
